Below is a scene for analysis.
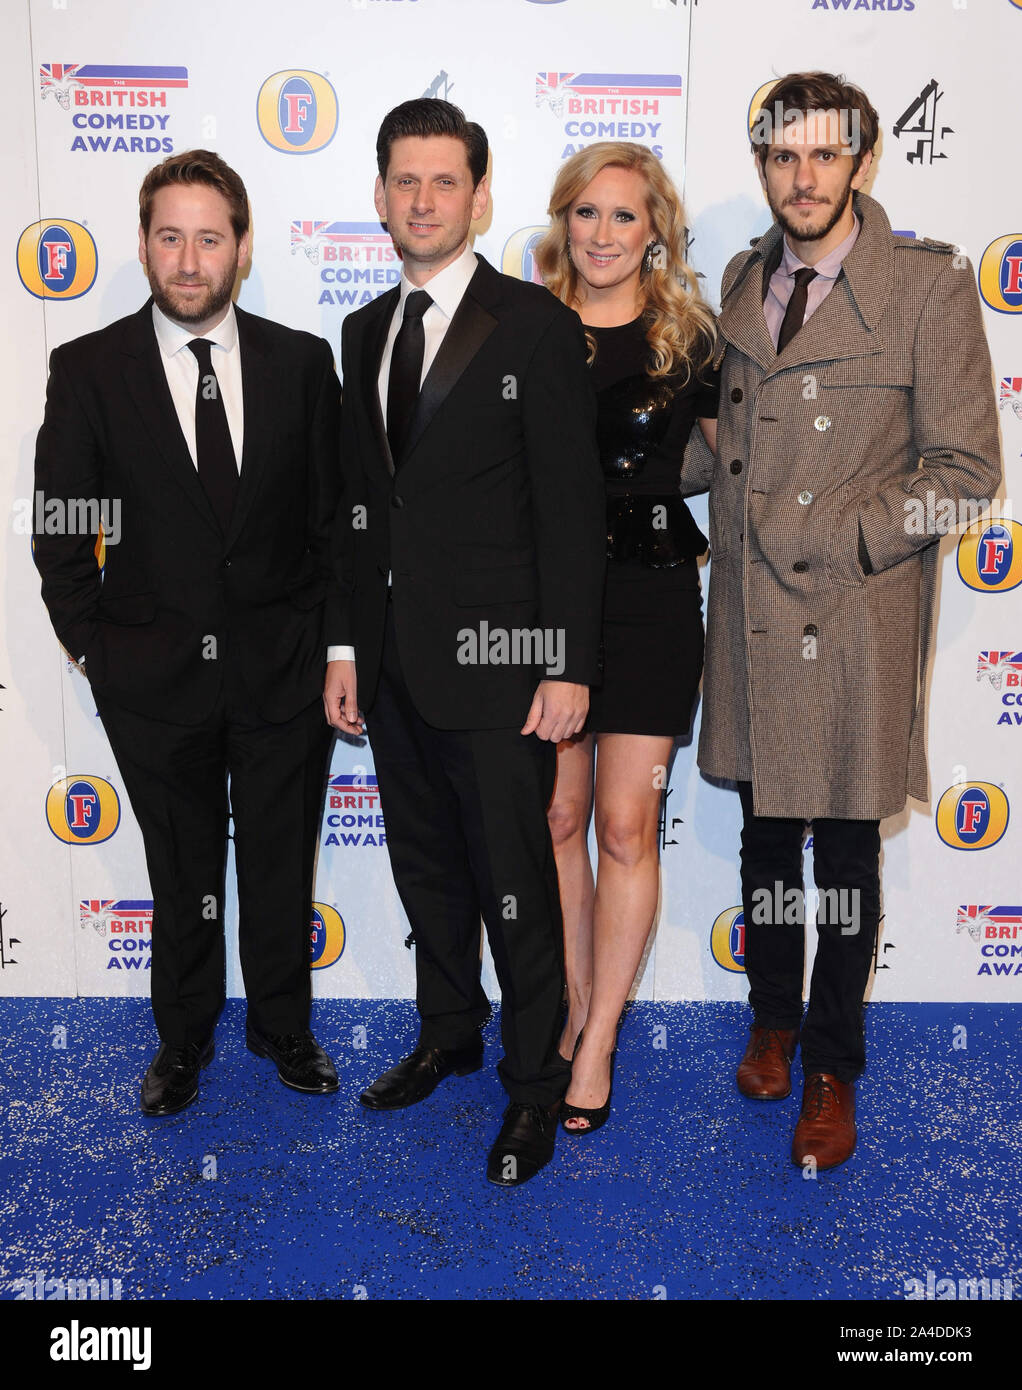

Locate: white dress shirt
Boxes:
[328,242,479,665]
[151,300,244,469]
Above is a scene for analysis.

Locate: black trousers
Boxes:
[368,602,571,1107]
[95,664,331,1047]
[737,781,881,1083]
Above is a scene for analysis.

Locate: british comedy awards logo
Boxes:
[39,63,187,154]
[1000,376,1022,420]
[290,221,398,308]
[956,905,1022,978]
[935,782,1009,851]
[957,519,1022,593]
[536,72,680,160]
[46,776,120,846]
[80,899,152,972]
[257,71,337,154]
[977,651,1022,727]
[323,773,385,848]
[16,220,97,301]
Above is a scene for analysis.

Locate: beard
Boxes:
[770,175,854,244]
[386,219,469,268]
[147,260,238,326]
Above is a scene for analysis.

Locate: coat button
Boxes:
[803,623,818,637]
[730,459,743,475]
[793,560,808,573]
[798,490,813,505]
[222,557,232,569]
[730,387,743,403]
[391,494,404,509]
[814,415,832,431]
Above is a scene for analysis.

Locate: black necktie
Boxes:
[777,267,818,354]
[187,338,238,532]
[386,290,432,463]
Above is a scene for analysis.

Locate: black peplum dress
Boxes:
[585,316,719,737]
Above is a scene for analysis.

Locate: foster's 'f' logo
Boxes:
[957,520,1022,593]
[17,220,97,300]
[979,234,1022,313]
[935,783,1009,851]
[46,776,120,845]
[710,906,746,973]
[501,226,547,284]
[257,70,338,154]
[309,903,345,969]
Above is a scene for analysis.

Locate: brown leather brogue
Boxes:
[736,1026,799,1098]
[791,1072,856,1170]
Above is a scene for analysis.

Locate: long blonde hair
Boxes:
[535,142,715,381]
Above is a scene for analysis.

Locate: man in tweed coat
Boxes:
[683,73,1001,1168]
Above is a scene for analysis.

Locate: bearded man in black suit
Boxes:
[34,150,341,1114]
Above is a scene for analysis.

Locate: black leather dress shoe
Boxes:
[140,1039,214,1116]
[359,1040,483,1110]
[246,1027,339,1093]
[486,1100,561,1187]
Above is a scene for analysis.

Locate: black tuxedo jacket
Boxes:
[329,254,605,729]
[33,299,341,725]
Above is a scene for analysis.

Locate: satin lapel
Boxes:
[399,287,497,466]
[226,306,272,546]
[363,288,398,477]
[119,303,220,536]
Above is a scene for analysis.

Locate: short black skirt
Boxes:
[586,557,704,737]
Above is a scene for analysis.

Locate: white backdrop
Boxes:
[2,0,1018,1011]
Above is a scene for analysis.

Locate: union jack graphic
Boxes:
[328,773,380,790]
[976,651,1022,690]
[536,72,681,116]
[999,376,1022,418]
[956,904,1022,942]
[289,221,393,267]
[79,898,153,937]
[40,63,188,110]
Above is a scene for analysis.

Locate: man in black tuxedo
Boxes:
[34,150,341,1114]
[324,100,605,1185]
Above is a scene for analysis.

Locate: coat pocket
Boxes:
[96,591,157,624]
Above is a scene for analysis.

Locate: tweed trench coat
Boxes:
[681,191,1001,821]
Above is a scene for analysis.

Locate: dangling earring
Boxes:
[642,241,657,274]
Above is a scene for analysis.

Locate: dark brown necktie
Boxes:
[187,338,238,532]
[777,267,818,354]
[386,289,432,464]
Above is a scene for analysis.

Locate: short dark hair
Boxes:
[376,99,488,187]
[139,149,249,239]
[752,71,879,173]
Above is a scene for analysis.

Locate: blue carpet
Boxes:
[0,1000,1018,1301]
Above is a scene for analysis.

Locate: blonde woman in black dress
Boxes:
[537,143,718,1132]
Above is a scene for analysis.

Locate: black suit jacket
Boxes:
[33,299,341,725]
[329,254,605,729]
